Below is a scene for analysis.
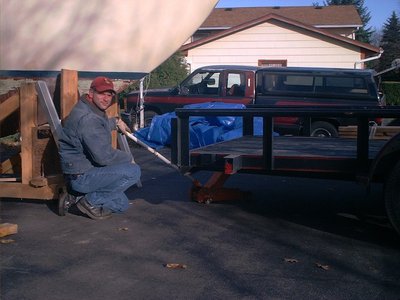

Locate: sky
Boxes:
[216,0,400,30]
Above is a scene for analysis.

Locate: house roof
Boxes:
[200,5,363,28]
[180,13,380,54]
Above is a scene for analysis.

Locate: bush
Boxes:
[382,81,400,105]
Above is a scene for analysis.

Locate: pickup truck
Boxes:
[125,65,385,137]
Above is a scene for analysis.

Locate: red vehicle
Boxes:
[125,65,385,137]
[126,65,259,126]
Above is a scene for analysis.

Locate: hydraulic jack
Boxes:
[189,171,250,204]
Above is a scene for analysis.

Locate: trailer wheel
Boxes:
[311,121,338,138]
[384,160,400,235]
[58,186,68,216]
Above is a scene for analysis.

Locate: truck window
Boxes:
[323,76,368,95]
[181,71,220,95]
[257,72,370,98]
[283,75,314,92]
[226,72,245,96]
[260,73,313,93]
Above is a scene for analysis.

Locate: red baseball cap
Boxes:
[90,76,116,94]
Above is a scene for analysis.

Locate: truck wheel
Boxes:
[385,160,400,235]
[311,121,338,137]
[144,110,158,127]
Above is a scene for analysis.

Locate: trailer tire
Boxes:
[58,186,68,216]
[384,160,400,235]
[310,121,338,138]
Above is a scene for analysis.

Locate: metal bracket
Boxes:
[36,81,64,148]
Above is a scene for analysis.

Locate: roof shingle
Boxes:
[201,5,363,28]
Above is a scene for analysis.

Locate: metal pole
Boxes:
[124,131,199,185]
[139,78,144,128]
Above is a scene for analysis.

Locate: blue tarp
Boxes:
[134,102,278,149]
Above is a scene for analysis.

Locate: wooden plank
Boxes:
[19,83,37,184]
[339,126,400,140]
[60,69,78,120]
[0,182,61,200]
[191,136,386,158]
[1,156,20,174]
[107,93,119,149]
[0,223,18,237]
[31,126,62,177]
[0,93,19,122]
[0,177,19,182]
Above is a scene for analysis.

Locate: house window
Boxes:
[258,60,287,67]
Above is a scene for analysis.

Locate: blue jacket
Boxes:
[59,96,131,174]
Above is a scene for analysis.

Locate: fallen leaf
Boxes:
[164,263,187,269]
[0,239,15,244]
[118,227,129,231]
[316,263,330,270]
[284,258,298,263]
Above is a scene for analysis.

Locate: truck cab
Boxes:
[126,65,259,126]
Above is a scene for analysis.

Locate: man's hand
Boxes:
[116,118,131,134]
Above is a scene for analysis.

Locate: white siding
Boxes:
[186,21,362,72]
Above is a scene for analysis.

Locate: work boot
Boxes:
[58,192,83,216]
[76,197,112,220]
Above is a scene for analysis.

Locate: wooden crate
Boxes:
[1,71,68,199]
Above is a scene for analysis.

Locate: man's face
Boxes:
[88,89,115,111]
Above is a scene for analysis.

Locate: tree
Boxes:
[118,52,189,106]
[378,11,400,80]
[146,52,189,88]
[324,0,373,43]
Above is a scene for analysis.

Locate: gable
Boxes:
[181,13,379,55]
[183,17,381,70]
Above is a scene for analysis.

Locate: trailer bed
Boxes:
[191,136,385,158]
[186,136,387,179]
[170,106,400,181]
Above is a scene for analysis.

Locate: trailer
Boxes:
[170,106,400,235]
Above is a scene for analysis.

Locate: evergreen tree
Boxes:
[324,0,373,42]
[379,11,400,80]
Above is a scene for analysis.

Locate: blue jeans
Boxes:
[69,163,141,213]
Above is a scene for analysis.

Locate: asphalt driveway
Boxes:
[1,147,400,300]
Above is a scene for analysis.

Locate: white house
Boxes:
[180,6,381,71]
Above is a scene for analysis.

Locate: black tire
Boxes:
[58,187,68,216]
[310,121,338,137]
[384,160,400,235]
[144,110,158,127]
